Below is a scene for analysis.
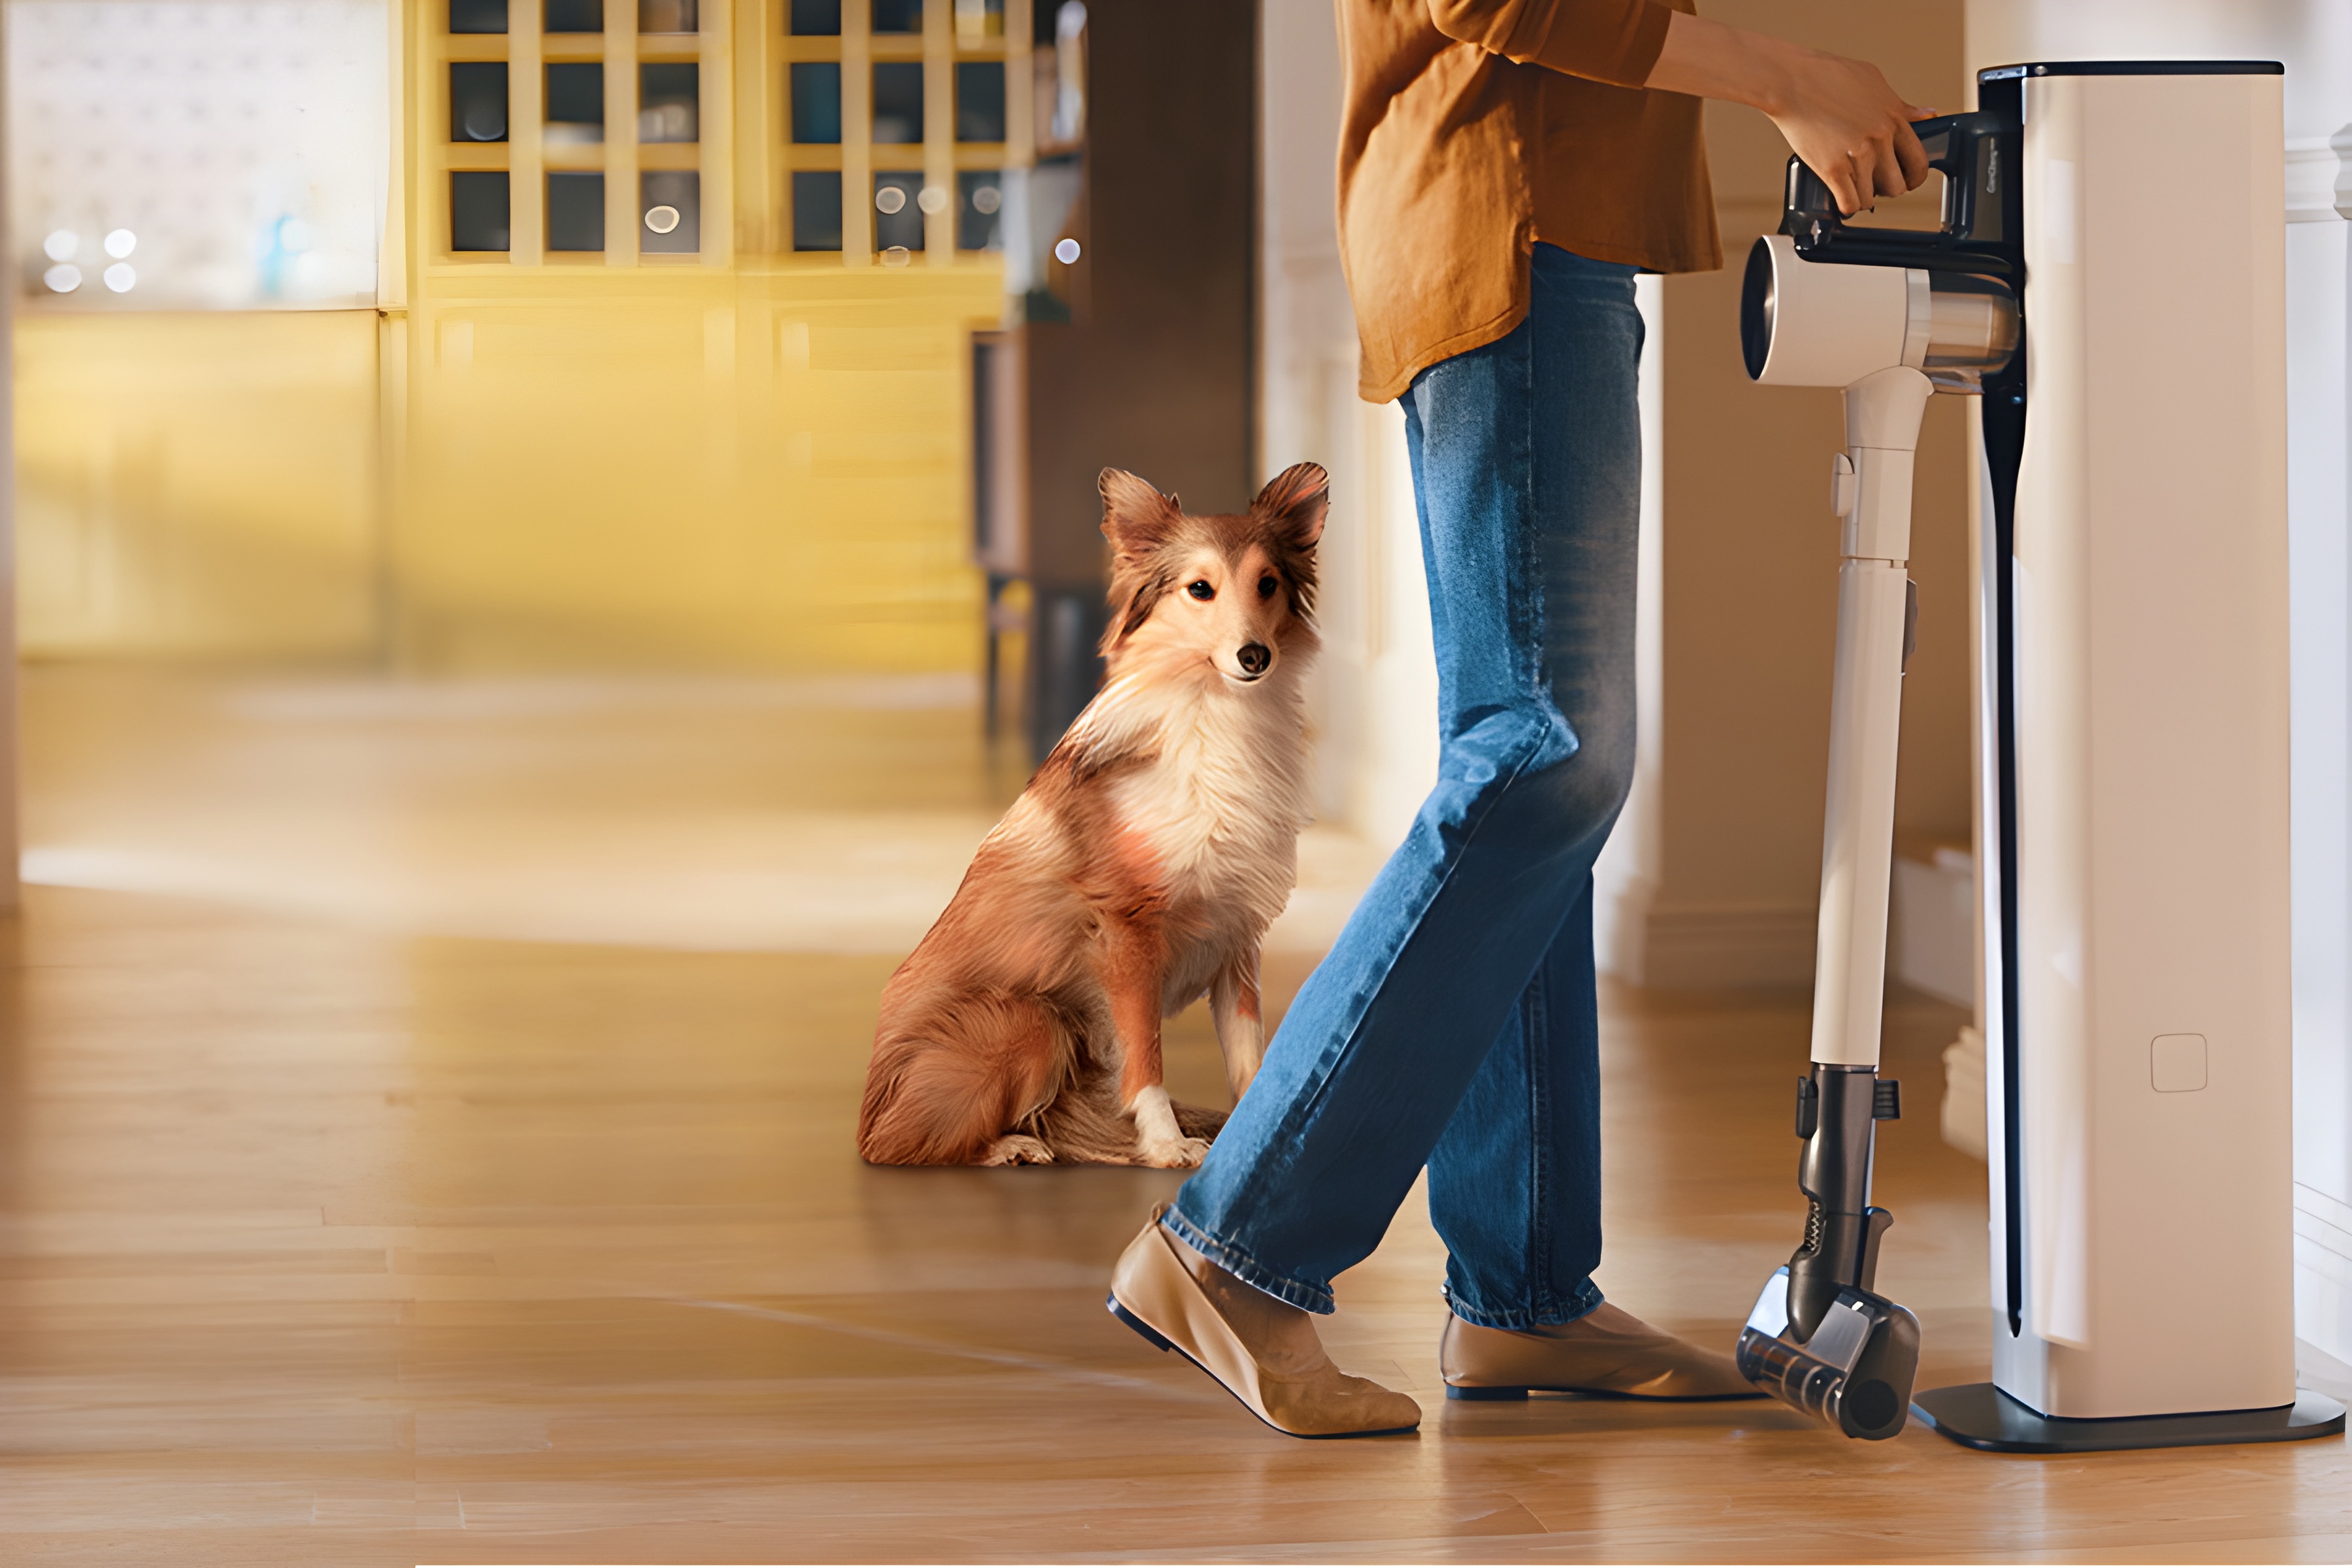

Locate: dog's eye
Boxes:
[1258,575,1279,599]
[1186,580,1214,601]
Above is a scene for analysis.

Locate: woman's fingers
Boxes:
[1810,123,1917,214]
[1892,116,1932,189]
[1833,161,1865,216]
[1804,144,1871,215]
[1812,147,1863,215]
[1868,131,1910,202]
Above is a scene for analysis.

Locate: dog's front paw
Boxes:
[981,1134,1056,1166]
[1137,1135,1211,1169]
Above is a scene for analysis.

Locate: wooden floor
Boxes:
[2,668,2347,1564]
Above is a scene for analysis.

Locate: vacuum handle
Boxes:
[1782,110,2020,279]
[1784,113,1970,231]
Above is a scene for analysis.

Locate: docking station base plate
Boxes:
[1911,1382,2345,1454]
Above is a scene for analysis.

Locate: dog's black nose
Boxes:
[1237,643,1271,676]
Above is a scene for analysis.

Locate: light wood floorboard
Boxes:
[0,668,2344,1563]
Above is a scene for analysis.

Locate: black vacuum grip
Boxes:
[1781,110,2021,283]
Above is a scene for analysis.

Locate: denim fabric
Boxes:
[1165,244,1642,1330]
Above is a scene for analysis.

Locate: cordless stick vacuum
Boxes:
[1733,115,2022,1442]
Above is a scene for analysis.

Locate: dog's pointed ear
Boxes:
[1099,468,1181,549]
[1253,462,1328,549]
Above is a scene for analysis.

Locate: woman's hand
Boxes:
[1646,12,1934,216]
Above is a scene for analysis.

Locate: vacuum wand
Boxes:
[1733,366,1927,1441]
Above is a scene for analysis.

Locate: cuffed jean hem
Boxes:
[1443,1277,1605,1332]
[1160,1205,1337,1316]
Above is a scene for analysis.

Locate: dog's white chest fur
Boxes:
[1111,678,1310,938]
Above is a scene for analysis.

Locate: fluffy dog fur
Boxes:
[858,463,1328,1167]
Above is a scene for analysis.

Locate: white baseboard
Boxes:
[1890,849,1976,1007]
[2300,1333,2352,1403]
[1940,1024,1987,1161]
[2298,1182,2352,1375]
[1594,872,1656,984]
[1609,855,1976,998]
[1614,904,1817,990]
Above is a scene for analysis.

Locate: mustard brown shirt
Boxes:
[1337,0,1720,401]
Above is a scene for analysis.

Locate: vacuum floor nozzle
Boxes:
[1739,1266,1920,1441]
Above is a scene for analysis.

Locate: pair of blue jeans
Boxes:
[1166,244,1642,1331]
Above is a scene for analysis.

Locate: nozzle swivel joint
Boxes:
[1788,1063,1899,1339]
[1735,1062,1921,1441]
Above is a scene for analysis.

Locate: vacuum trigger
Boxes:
[1873,1079,1901,1120]
[1795,1077,1819,1138]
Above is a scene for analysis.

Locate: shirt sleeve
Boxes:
[1423,0,1674,90]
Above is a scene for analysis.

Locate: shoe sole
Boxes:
[1107,1295,1175,1352]
[1445,1382,1770,1403]
[1106,1293,1420,1439]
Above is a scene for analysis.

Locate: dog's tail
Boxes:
[859,992,1070,1166]
[1175,1102,1230,1140]
[1022,1073,1128,1164]
[1024,1077,1231,1163]
[858,988,1235,1166]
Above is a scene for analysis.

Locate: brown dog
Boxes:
[857,463,1327,1166]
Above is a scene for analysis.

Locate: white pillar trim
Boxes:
[2285,130,2352,223]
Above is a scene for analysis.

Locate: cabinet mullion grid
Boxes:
[441,0,512,263]
[778,0,1021,269]
[635,0,707,263]
[435,0,1021,266]
[439,0,713,266]
[542,3,610,259]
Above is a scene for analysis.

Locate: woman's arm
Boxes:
[1645,10,1934,217]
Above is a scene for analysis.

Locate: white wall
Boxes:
[1967,0,2352,1377]
[7,0,387,310]
[1258,0,1434,855]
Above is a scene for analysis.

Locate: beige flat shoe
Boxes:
[1441,1303,1764,1401]
[1107,1209,1421,1438]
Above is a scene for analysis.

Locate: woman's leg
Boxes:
[1164,246,1642,1312]
[1427,235,1646,1322]
[1426,881,1609,1328]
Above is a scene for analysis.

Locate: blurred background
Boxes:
[6,0,1232,955]
[0,1,2347,1552]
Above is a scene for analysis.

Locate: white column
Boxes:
[1256,0,1435,851]
[0,13,18,913]
[2283,31,2352,1380]
[1593,276,1664,979]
